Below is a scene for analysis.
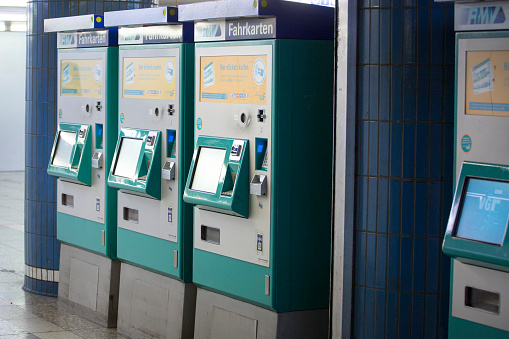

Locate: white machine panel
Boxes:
[194,44,273,267]
[57,50,108,223]
[117,45,181,243]
[456,37,509,178]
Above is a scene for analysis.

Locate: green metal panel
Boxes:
[104,47,119,259]
[192,39,333,312]
[117,228,180,278]
[193,249,273,308]
[47,123,92,186]
[179,43,195,283]
[57,212,108,257]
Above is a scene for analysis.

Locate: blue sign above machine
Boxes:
[195,18,277,42]
[118,25,184,45]
[455,1,509,31]
[57,30,115,48]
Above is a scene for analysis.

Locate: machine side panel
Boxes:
[272,39,333,311]
[179,43,195,283]
[105,47,119,258]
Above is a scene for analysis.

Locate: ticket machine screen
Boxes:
[113,137,144,179]
[190,147,226,194]
[455,178,509,245]
[52,131,77,167]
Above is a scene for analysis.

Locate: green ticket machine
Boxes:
[179,0,334,337]
[441,1,509,337]
[44,15,119,327]
[104,7,195,338]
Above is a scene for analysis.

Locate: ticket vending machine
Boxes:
[179,1,334,337]
[104,8,195,338]
[441,1,509,337]
[44,15,119,327]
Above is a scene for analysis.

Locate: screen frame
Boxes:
[189,146,227,194]
[443,161,509,268]
[452,176,509,246]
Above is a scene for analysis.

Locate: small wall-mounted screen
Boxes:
[52,131,77,167]
[455,178,509,245]
[191,147,226,194]
[114,137,144,179]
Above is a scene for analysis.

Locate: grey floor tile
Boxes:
[0,334,39,339]
[0,305,37,321]
[6,317,64,333]
[33,331,83,339]
[0,283,26,294]
[0,273,24,284]
[0,299,11,307]
[71,328,128,339]
[0,320,27,336]
[26,305,101,332]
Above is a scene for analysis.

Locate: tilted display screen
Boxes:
[455,178,509,245]
[52,131,77,167]
[113,137,144,179]
[190,146,226,194]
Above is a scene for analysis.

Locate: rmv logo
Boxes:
[61,34,75,45]
[478,196,501,211]
[201,24,222,38]
[467,6,505,25]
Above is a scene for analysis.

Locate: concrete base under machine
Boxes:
[58,243,120,328]
[117,263,197,339]
[194,288,329,339]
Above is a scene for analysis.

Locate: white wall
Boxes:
[0,32,26,171]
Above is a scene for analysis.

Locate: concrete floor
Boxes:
[0,171,126,339]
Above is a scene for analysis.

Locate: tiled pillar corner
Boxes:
[24,0,155,297]
[354,1,455,338]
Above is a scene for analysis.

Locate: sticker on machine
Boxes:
[471,58,493,95]
[202,61,215,88]
[200,55,267,104]
[125,62,135,85]
[461,134,472,153]
[122,57,176,100]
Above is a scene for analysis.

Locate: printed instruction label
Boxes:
[200,55,268,104]
[123,57,176,100]
[60,59,103,98]
[466,51,509,116]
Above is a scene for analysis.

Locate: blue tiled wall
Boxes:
[25,0,155,297]
[354,1,455,338]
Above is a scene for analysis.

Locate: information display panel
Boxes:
[190,147,226,194]
[52,131,77,167]
[455,178,509,245]
[113,137,144,179]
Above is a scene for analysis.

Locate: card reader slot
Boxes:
[465,286,500,314]
[201,225,220,245]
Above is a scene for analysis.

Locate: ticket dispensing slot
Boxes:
[107,128,161,200]
[183,136,249,218]
[47,123,92,186]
